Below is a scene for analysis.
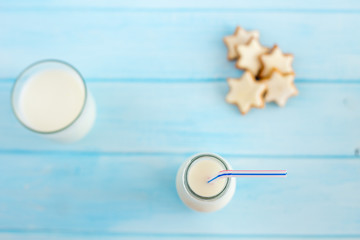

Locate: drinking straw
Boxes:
[207,170,287,183]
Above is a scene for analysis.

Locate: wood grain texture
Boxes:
[1,10,360,80]
[0,153,359,236]
[2,235,359,240]
[2,0,360,10]
[0,0,360,239]
[1,235,359,240]
[0,81,359,155]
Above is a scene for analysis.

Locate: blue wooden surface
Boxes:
[1,1,360,239]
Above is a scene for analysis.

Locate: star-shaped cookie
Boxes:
[259,45,294,78]
[226,71,267,115]
[224,26,260,60]
[263,69,298,107]
[236,38,268,77]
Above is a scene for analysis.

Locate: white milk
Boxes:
[12,60,96,142]
[176,153,236,212]
[187,156,227,198]
[20,69,85,132]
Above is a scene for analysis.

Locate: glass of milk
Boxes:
[11,60,96,143]
[176,153,236,212]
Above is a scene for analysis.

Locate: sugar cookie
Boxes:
[226,71,267,115]
[235,38,269,77]
[224,27,260,60]
[259,45,294,78]
[262,69,298,107]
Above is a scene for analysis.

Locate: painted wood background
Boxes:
[1,0,360,239]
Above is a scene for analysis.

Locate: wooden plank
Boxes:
[0,153,359,235]
[0,81,359,156]
[0,233,358,240]
[1,11,360,80]
[1,0,360,11]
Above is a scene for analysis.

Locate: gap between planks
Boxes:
[2,8,360,14]
[0,149,358,160]
[1,78,360,84]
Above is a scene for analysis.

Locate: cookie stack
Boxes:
[224,26,298,115]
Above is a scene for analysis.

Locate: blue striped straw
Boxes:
[207,170,287,183]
